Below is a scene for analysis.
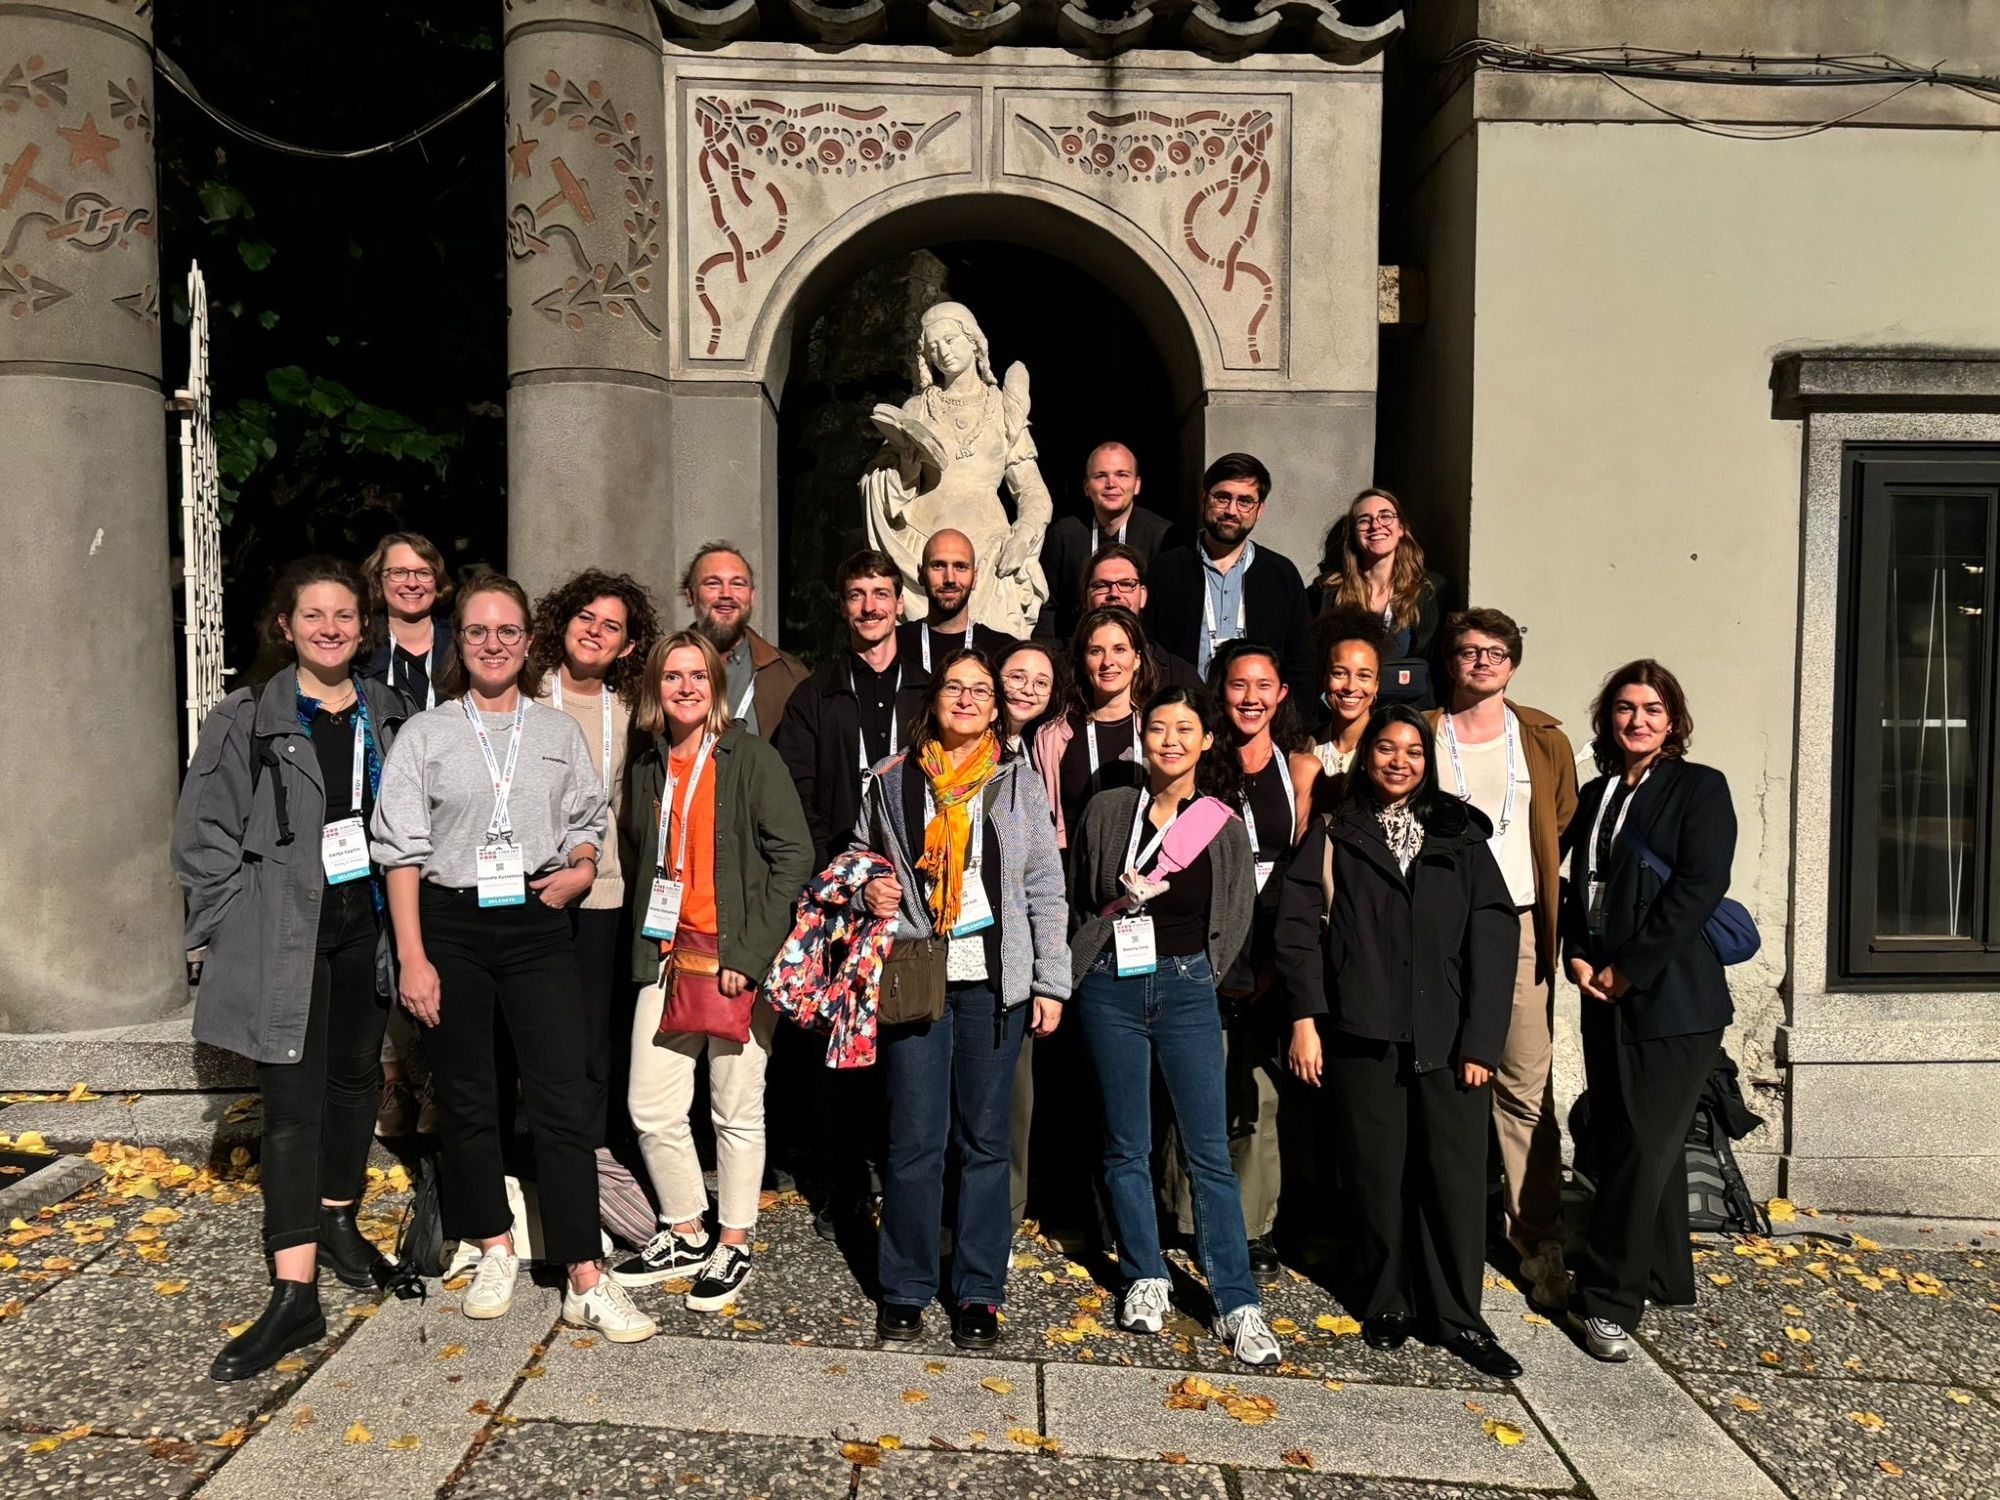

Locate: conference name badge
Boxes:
[321,816,370,885]
[1254,858,1277,894]
[1113,914,1157,977]
[476,840,526,907]
[952,875,995,937]
[643,876,685,943]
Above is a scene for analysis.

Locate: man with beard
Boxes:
[1144,454,1315,712]
[893,528,1021,674]
[681,541,809,738]
[1035,441,1172,643]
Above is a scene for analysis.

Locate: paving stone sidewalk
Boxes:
[0,1131,1994,1499]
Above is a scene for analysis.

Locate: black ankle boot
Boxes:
[318,1204,390,1289]
[210,1278,325,1382]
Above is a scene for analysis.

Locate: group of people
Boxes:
[173,444,1744,1392]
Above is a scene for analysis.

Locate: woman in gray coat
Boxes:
[172,557,407,1382]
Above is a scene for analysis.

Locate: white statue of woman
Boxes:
[860,301,1052,637]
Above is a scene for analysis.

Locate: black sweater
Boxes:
[1144,541,1315,710]
[770,654,933,875]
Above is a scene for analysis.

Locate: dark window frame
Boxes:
[1833,442,2000,985]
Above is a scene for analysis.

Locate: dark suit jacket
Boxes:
[1036,505,1173,642]
[1561,758,1736,1041]
[769,653,933,874]
[1144,541,1315,710]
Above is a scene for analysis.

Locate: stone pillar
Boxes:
[0,1,183,1033]
[504,0,676,603]
[1187,392,1378,580]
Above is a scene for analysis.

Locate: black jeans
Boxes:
[1324,1032,1494,1341]
[1573,1008,1721,1334]
[419,885,600,1266]
[570,906,632,1150]
[258,880,387,1255]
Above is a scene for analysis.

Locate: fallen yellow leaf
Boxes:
[732,1318,765,1332]
[1464,1400,1487,1413]
[924,1360,946,1374]
[1767,1198,1798,1223]
[25,1437,60,1454]
[55,1425,89,1441]
[1905,1272,1947,1297]
[1005,1427,1060,1452]
[1947,1390,1973,1405]
[1482,1417,1526,1447]
[386,1435,421,1450]
[1878,1458,1905,1476]
[1315,1314,1361,1335]
[1729,1394,1762,1412]
[1521,1312,1551,1327]
[12,1132,49,1153]
[900,1389,928,1403]
[877,1435,903,1450]
[1847,1411,1886,1431]
[1784,1326,1814,1343]
[223,1320,253,1339]
[839,1442,881,1467]
[207,1427,249,1449]
[1281,1447,1314,1469]
[343,1422,373,1444]
[346,1303,379,1319]
[1708,1273,1734,1286]
[1323,1379,1344,1390]
[980,1377,1014,1394]
[1160,1451,1189,1464]
[437,1344,466,1361]
[153,1280,188,1295]
[290,1406,314,1431]
[138,1207,182,1227]
[1269,1316,1299,1335]
[1758,1350,1782,1366]
[1064,1262,1092,1280]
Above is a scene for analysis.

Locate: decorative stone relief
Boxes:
[682,89,974,365]
[0,24,161,377]
[1005,94,1287,370]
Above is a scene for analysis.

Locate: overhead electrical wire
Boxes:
[1434,40,2000,140]
[157,50,497,161]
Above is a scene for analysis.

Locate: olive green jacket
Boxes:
[625,721,812,985]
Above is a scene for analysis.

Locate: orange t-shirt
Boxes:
[660,741,719,947]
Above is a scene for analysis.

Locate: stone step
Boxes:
[0,1004,254,1091]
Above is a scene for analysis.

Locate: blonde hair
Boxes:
[1326,488,1429,633]
[635,630,734,739]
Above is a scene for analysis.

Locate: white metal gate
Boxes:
[177,261,230,759]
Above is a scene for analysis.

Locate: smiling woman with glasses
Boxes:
[360,531,455,717]
[848,646,1070,1350]
[1314,489,1446,710]
[994,639,1065,755]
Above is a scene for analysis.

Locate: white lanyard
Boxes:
[552,674,615,797]
[462,698,527,839]
[920,622,973,674]
[1442,706,1520,836]
[1085,713,1140,776]
[1124,790,1176,878]
[1200,540,1255,655]
[1239,748,1295,857]
[656,733,717,879]
[853,659,900,773]
[1586,767,1652,892]
[345,701,366,817]
[1095,519,1127,552]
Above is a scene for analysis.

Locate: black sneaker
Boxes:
[952,1302,1000,1350]
[685,1243,753,1312]
[1247,1237,1282,1287]
[610,1228,713,1287]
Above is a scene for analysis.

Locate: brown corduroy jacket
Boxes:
[1426,700,1578,983]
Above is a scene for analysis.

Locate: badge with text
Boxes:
[952,872,995,936]
[321,816,370,885]
[643,875,685,944]
[1254,858,1277,894]
[1113,914,1158,977]
[476,840,526,907]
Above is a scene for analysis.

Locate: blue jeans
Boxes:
[877,982,1027,1309]
[1078,952,1259,1319]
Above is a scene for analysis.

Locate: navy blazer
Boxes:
[1561,758,1736,1041]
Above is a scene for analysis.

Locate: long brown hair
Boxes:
[257,555,380,669]
[522,569,662,707]
[1065,606,1159,718]
[1324,488,1429,632]
[433,572,532,701]
[1589,658,1694,775]
[634,630,733,741]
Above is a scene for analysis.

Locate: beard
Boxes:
[1202,516,1250,549]
[694,607,749,654]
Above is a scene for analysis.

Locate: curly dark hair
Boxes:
[1139,684,1241,806]
[521,569,662,707]
[258,554,380,664]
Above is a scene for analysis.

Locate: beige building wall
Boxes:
[1449,119,2000,1200]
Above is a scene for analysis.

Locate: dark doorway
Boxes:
[777,240,1181,664]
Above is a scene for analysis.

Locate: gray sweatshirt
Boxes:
[370,699,608,888]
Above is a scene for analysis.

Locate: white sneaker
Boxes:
[461,1244,519,1320]
[1118,1277,1172,1335]
[1521,1241,1572,1310]
[1216,1303,1282,1368]
[1567,1310,1632,1362]
[563,1276,658,1344]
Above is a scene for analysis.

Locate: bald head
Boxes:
[1084,442,1141,530]
[921,528,978,630]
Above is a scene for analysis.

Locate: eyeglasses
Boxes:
[383,566,437,583]
[1208,494,1264,513]
[1002,670,1054,694]
[939,682,994,703]
[1454,645,1512,665]
[1353,514,1400,533]
[460,624,526,646]
[1086,577,1142,598]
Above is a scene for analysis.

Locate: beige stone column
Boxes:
[503,0,677,604]
[0,0,183,1032]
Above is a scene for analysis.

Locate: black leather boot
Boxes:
[318,1203,391,1289]
[210,1277,325,1382]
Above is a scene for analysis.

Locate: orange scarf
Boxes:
[916,731,1000,934]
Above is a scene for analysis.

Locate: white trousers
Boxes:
[628,971,777,1232]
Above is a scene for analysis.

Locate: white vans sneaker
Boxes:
[1118,1277,1172,1335]
[1216,1303,1282,1368]
[563,1276,658,1344]
[461,1244,519,1320]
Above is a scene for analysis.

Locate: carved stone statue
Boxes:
[860,301,1053,637]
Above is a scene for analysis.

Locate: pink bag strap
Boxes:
[1145,795,1237,879]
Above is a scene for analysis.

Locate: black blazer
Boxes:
[1036,505,1174,643]
[1273,800,1519,1074]
[1143,541,1315,711]
[1560,758,1736,1041]
[769,653,933,875]
[358,623,453,715]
